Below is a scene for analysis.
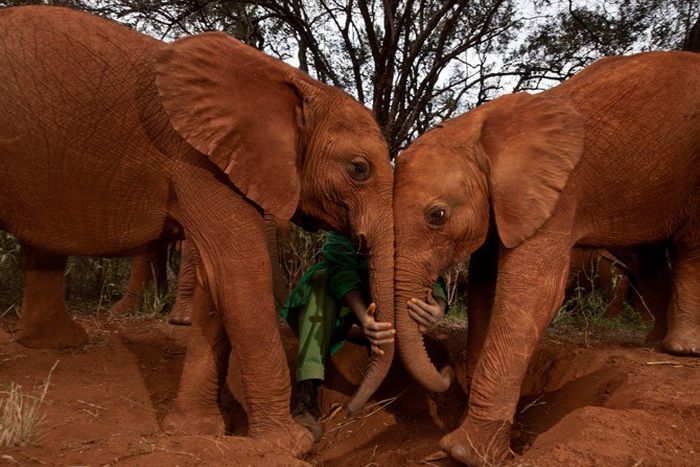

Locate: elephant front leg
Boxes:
[17,246,89,348]
[163,278,231,435]
[171,176,313,457]
[441,238,571,465]
[217,275,313,456]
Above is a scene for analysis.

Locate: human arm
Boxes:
[344,291,395,355]
[323,232,394,354]
[408,280,448,334]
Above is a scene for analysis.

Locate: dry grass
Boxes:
[0,360,59,447]
[134,280,175,319]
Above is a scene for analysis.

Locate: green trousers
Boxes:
[285,269,357,382]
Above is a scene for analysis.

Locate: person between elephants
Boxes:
[281,231,448,438]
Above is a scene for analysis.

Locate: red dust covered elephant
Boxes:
[0,6,395,455]
[392,51,700,464]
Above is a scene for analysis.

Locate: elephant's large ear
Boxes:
[155,32,303,220]
[478,92,584,248]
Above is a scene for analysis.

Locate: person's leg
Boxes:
[296,269,336,392]
[292,268,337,440]
[295,269,336,386]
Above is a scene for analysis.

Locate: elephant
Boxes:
[567,247,634,319]
[392,51,700,464]
[0,6,394,455]
[567,247,631,317]
[110,214,290,325]
[566,246,672,331]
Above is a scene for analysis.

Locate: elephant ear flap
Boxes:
[479,93,584,248]
[154,32,301,220]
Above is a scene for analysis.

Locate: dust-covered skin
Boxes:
[393,51,700,464]
[0,6,394,456]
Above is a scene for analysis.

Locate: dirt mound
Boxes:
[1,316,699,466]
[312,329,700,466]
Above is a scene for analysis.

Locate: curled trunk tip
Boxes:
[345,342,395,416]
[396,284,453,393]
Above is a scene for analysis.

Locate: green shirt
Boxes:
[282,232,448,317]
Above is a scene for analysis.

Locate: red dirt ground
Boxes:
[1,315,699,466]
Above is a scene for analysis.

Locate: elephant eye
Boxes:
[426,205,449,227]
[348,158,370,182]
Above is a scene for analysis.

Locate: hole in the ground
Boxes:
[512,343,628,453]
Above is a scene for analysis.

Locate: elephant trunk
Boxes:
[395,256,452,393]
[346,219,395,415]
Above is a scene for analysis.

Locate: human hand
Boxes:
[408,294,446,334]
[360,303,395,356]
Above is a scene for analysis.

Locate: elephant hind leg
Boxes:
[162,279,231,435]
[663,232,700,356]
[17,246,88,348]
[167,240,196,326]
[629,244,672,343]
[109,247,168,316]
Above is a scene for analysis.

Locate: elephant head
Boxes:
[393,92,583,391]
[154,32,394,412]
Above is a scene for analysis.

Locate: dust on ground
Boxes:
[1,314,699,466]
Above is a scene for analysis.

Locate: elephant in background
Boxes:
[567,245,672,342]
[111,214,290,325]
[0,6,394,455]
[567,248,632,317]
[393,51,699,464]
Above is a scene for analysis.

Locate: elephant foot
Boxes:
[292,410,323,442]
[108,294,137,316]
[161,404,225,435]
[17,316,89,349]
[167,303,192,326]
[249,421,315,458]
[439,418,511,466]
[663,329,700,356]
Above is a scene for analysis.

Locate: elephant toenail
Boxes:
[451,444,468,462]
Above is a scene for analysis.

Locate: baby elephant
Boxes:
[393,51,700,464]
[0,6,395,455]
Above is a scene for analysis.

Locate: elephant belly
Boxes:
[0,144,175,256]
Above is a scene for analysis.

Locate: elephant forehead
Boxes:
[327,98,384,135]
[395,153,467,204]
[396,143,464,181]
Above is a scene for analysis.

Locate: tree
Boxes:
[3,1,696,155]
[683,12,700,50]
[14,0,523,156]
[510,0,700,91]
